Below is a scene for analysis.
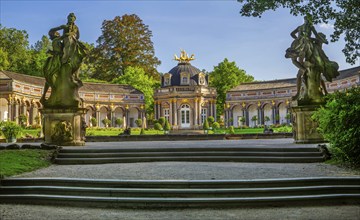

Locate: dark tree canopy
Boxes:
[90,14,161,81]
[237,0,360,64]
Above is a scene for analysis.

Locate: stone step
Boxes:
[55,156,325,164]
[59,147,321,153]
[2,177,359,188]
[57,151,323,158]
[1,177,359,208]
[1,185,359,198]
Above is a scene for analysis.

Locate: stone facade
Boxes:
[0,71,145,128]
[225,66,360,128]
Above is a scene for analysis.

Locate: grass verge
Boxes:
[0,149,54,178]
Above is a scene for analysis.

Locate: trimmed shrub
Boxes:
[154,122,163,131]
[207,116,215,126]
[115,118,123,127]
[163,120,171,131]
[228,126,235,134]
[101,118,111,127]
[90,117,97,127]
[212,122,220,130]
[140,128,145,135]
[158,117,166,127]
[135,119,142,127]
[312,87,360,167]
[203,119,209,130]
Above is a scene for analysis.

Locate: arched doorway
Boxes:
[263,104,272,126]
[180,104,190,128]
[232,105,243,127]
[278,102,287,124]
[248,104,257,127]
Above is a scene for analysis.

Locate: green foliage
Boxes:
[312,87,360,167]
[274,125,292,133]
[209,58,254,116]
[26,35,51,77]
[207,116,215,126]
[158,117,166,127]
[0,121,22,140]
[101,118,111,127]
[0,25,30,73]
[18,114,28,127]
[140,128,145,135]
[228,126,235,134]
[251,115,258,127]
[91,14,161,81]
[90,117,97,127]
[212,122,220,130]
[112,67,160,113]
[135,118,143,127]
[115,118,123,127]
[154,122,163,131]
[237,0,359,64]
[163,120,171,131]
[203,119,210,130]
[0,149,54,178]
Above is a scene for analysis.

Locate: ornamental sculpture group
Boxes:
[41,13,87,146]
[286,16,339,143]
[286,16,339,105]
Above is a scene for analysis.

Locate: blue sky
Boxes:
[1,0,356,80]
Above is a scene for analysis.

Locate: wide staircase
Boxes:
[55,146,327,165]
[1,177,359,208]
[1,143,359,208]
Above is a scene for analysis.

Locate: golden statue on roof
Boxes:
[174,50,195,63]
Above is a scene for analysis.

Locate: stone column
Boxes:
[14,101,19,124]
[194,98,198,128]
[173,100,178,127]
[169,100,173,125]
[30,104,37,125]
[213,101,217,122]
[209,100,212,118]
[7,99,13,121]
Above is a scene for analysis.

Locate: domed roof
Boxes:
[162,50,208,87]
[167,63,202,86]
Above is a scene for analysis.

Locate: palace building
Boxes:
[0,71,145,128]
[153,51,217,129]
[225,66,360,128]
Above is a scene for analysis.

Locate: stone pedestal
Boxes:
[41,108,87,146]
[291,102,323,144]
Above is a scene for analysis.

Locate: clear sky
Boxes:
[1,0,356,80]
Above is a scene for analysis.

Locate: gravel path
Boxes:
[1,139,359,219]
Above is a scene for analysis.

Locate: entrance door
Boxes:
[180,104,190,128]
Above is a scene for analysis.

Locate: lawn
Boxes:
[0,149,54,178]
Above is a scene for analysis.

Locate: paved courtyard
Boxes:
[1,139,359,219]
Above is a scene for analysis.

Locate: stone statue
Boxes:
[40,12,87,108]
[285,16,339,105]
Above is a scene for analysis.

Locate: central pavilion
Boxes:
[154,50,217,130]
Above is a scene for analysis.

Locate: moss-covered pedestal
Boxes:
[41,108,86,146]
[291,101,323,144]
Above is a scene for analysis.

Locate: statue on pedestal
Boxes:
[40,13,87,146]
[285,16,339,105]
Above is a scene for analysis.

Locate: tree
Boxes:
[91,14,161,81]
[163,120,171,133]
[264,116,271,126]
[207,116,215,127]
[0,25,31,73]
[26,35,51,76]
[112,66,160,113]
[135,118,143,128]
[209,58,254,117]
[115,118,124,127]
[237,0,360,64]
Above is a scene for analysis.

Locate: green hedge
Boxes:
[312,87,360,167]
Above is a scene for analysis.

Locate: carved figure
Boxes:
[41,13,87,108]
[51,120,73,143]
[286,16,339,104]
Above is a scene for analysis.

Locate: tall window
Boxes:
[164,108,170,122]
[201,108,207,124]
